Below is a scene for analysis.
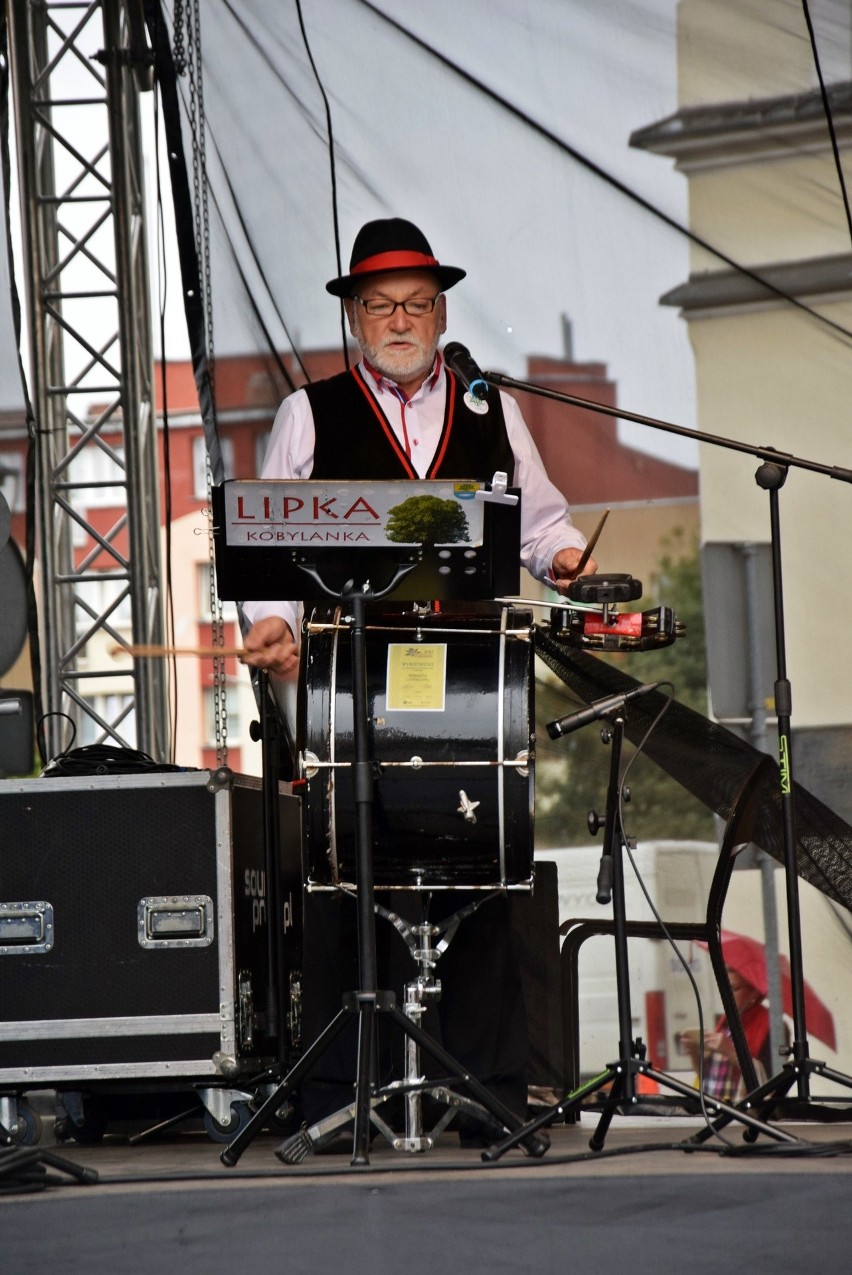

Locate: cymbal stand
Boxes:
[484,709,797,1161]
[222,575,546,1167]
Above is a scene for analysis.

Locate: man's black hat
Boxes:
[326,218,466,297]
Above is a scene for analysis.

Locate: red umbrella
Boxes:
[700,929,837,1052]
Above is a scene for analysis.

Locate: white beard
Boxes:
[351,312,439,386]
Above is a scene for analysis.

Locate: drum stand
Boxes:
[483,708,797,1162]
[222,580,547,1167]
[371,895,515,1153]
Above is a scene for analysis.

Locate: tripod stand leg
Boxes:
[220,1005,353,1166]
[588,1071,626,1151]
[483,1067,618,1161]
[685,1063,799,1146]
[352,996,377,1164]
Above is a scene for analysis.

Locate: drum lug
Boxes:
[457,790,480,824]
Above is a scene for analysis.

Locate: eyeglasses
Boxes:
[352,293,441,318]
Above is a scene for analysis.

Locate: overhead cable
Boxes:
[358,0,852,347]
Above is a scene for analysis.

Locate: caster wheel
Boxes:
[265,1100,297,1137]
[10,1105,43,1146]
[54,1117,73,1142]
[203,1101,253,1143]
[60,1094,108,1145]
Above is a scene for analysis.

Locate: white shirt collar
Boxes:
[360,352,444,402]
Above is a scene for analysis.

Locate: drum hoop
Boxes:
[306,621,532,639]
[306,881,533,893]
[497,605,508,883]
[327,606,342,885]
[305,755,530,770]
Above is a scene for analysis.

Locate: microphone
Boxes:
[546,682,661,739]
[444,342,489,401]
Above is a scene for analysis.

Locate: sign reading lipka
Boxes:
[222,480,485,548]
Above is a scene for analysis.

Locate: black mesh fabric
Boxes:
[534,628,852,912]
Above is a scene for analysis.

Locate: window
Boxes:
[75,576,133,637]
[69,443,126,508]
[78,695,137,748]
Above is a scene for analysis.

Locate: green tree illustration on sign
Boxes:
[385,495,470,545]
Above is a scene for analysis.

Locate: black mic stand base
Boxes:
[482,1055,800,1163]
[687,1058,852,1147]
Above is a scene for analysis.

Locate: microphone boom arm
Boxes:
[483,369,852,485]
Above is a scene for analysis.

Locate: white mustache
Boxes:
[378,332,422,349]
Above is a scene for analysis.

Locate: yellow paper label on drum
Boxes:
[385,643,447,712]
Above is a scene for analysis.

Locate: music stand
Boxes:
[210,476,523,604]
[212,477,547,1165]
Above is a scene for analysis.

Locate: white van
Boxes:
[539,841,721,1081]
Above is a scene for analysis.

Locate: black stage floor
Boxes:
[3,1111,852,1273]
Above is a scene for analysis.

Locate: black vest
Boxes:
[304,365,514,482]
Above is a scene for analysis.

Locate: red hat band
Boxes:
[351,250,441,276]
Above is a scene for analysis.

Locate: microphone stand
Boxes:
[485,707,794,1160]
[485,367,852,1128]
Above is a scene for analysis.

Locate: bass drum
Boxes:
[299,603,534,890]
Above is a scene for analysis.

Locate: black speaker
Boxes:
[513,860,563,1088]
[0,690,34,777]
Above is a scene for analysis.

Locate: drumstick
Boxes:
[574,507,610,574]
[110,643,245,659]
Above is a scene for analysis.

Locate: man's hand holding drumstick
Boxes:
[547,508,609,595]
[240,615,300,680]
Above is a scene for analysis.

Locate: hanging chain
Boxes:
[172,0,187,75]
[184,0,228,766]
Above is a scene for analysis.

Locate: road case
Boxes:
[0,768,302,1139]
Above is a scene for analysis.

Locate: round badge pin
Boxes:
[464,391,489,415]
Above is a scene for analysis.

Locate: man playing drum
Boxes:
[241,217,596,1144]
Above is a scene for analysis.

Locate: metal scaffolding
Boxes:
[7,0,168,761]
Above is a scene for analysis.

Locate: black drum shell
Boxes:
[299,605,534,890]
